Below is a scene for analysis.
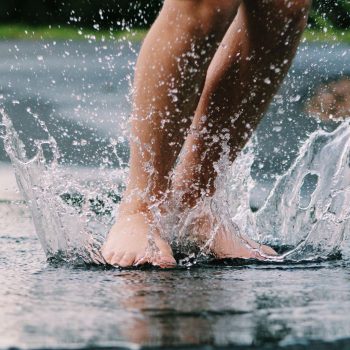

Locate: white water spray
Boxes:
[1,108,349,264]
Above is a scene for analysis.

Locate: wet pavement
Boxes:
[2,215,350,349]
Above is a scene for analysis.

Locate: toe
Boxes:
[110,253,125,267]
[118,253,136,268]
[154,255,177,268]
[134,254,149,266]
[101,247,114,264]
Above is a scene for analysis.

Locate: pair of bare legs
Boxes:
[102,0,311,267]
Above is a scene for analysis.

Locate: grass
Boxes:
[303,28,350,43]
[0,24,349,44]
[0,24,147,42]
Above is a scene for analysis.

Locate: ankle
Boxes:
[172,168,216,211]
[117,190,169,217]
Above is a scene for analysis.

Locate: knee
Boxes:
[268,0,312,32]
[247,0,311,49]
[249,0,311,29]
[162,0,241,38]
[197,0,242,34]
[278,0,312,26]
[276,0,312,47]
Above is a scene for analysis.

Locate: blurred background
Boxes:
[0,0,349,201]
[0,0,349,38]
[0,0,349,31]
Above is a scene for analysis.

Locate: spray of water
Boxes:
[226,122,350,261]
[0,109,125,264]
[1,104,348,265]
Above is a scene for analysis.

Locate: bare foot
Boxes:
[210,229,278,260]
[188,212,278,260]
[101,212,176,268]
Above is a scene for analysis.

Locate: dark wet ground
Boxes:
[2,224,350,350]
[1,40,350,349]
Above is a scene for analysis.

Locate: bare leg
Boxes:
[102,0,241,267]
[173,0,311,258]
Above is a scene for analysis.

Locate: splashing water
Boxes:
[1,106,349,264]
[0,109,126,264]
[226,121,350,261]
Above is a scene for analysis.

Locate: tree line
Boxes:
[1,0,349,30]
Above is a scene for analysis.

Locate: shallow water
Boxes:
[2,215,350,349]
[1,40,350,349]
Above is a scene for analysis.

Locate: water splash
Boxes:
[227,121,350,261]
[1,107,349,264]
[0,109,126,264]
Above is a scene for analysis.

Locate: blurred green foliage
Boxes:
[309,0,350,29]
[0,0,349,30]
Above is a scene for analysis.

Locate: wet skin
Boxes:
[102,0,311,267]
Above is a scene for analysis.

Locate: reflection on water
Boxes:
[2,233,350,350]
